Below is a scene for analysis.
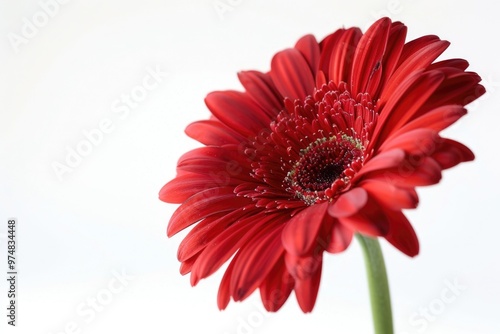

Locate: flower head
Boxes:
[160,17,484,312]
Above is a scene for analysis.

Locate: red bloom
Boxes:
[160,17,484,312]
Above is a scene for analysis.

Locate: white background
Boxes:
[1,0,499,333]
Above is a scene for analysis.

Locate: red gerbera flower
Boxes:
[160,17,484,313]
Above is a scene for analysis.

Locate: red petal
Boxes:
[190,220,254,286]
[205,91,271,137]
[167,187,250,237]
[329,27,362,85]
[179,253,199,275]
[177,146,236,164]
[369,157,442,187]
[319,29,346,77]
[328,188,368,217]
[427,58,469,71]
[185,120,243,146]
[285,251,322,280]
[177,209,251,261]
[217,252,239,310]
[160,173,216,203]
[351,17,391,96]
[432,139,474,169]
[230,225,285,301]
[380,38,449,101]
[294,34,320,74]
[388,105,467,137]
[259,258,294,312]
[374,71,445,148]
[175,160,252,183]
[338,195,390,237]
[294,268,322,313]
[375,22,407,96]
[425,72,484,108]
[360,179,418,210]
[271,48,316,100]
[190,213,279,285]
[282,202,329,256]
[384,210,419,257]
[175,146,254,183]
[176,143,250,168]
[315,70,327,87]
[379,128,440,156]
[237,71,283,116]
[325,221,353,253]
[355,149,405,180]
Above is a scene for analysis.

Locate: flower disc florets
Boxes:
[248,81,376,207]
[286,133,364,205]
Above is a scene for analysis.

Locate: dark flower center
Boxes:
[286,134,364,205]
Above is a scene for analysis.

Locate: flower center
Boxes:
[245,81,377,208]
[286,134,364,205]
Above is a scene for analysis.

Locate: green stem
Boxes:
[356,234,393,334]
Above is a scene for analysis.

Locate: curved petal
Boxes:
[380,38,449,101]
[167,187,251,237]
[427,58,469,72]
[259,258,294,312]
[432,138,474,169]
[329,27,362,85]
[217,252,239,310]
[325,221,354,253]
[294,34,320,74]
[285,252,322,313]
[375,22,407,97]
[368,157,442,187]
[175,146,254,183]
[355,149,406,180]
[319,28,347,77]
[338,195,390,237]
[230,225,285,301]
[205,91,271,137]
[179,252,200,275]
[360,179,418,210]
[185,120,244,146]
[160,173,217,203]
[328,187,368,217]
[424,72,484,110]
[237,71,283,116]
[189,213,278,286]
[387,105,467,138]
[282,202,329,256]
[271,48,316,100]
[384,210,419,257]
[177,208,252,261]
[378,128,440,156]
[350,17,391,96]
[373,70,445,149]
